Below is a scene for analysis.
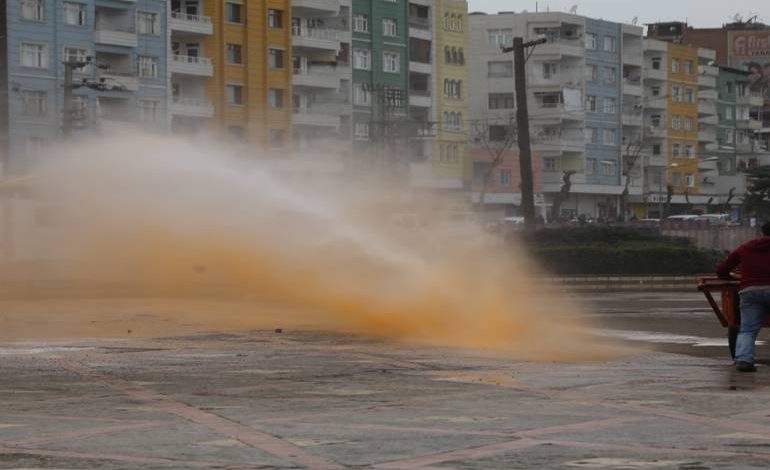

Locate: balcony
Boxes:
[736,118,762,130]
[536,133,584,155]
[97,72,139,92]
[622,113,643,127]
[292,0,340,15]
[698,74,716,89]
[699,115,718,126]
[622,79,642,96]
[170,55,213,77]
[171,97,214,118]
[409,94,431,108]
[698,101,716,116]
[293,66,340,89]
[409,16,431,30]
[170,11,213,36]
[292,27,342,52]
[643,68,666,82]
[737,92,764,107]
[531,38,585,58]
[94,27,137,48]
[699,89,717,101]
[292,109,341,128]
[698,128,716,143]
[622,49,643,66]
[409,61,431,75]
[647,126,667,138]
[644,154,667,167]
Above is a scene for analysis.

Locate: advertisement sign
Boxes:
[729,31,770,100]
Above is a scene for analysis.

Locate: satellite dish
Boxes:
[569,5,578,15]
[631,16,639,25]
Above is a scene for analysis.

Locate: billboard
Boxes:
[729,31,770,100]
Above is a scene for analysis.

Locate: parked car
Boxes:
[692,213,731,226]
[665,214,700,222]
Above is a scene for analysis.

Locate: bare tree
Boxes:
[619,136,648,221]
[721,187,736,214]
[471,115,517,210]
[550,171,577,223]
[664,184,674,218]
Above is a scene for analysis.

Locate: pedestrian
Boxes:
[716,221,770,372]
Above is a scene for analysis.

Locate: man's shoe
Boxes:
[736,361,757,373]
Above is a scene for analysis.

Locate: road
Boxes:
[0,291,769,470]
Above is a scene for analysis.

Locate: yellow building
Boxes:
[666,43,700,194]
[171,0,292,150]
[433,0,469,188]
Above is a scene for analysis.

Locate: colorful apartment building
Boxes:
[170,0,292,150]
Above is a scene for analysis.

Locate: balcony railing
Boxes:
[409,17,430,30]
[292,27,341,41]
[171,11,212,25]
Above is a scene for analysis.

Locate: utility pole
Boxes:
[503,37,546,233]
[62,59,75,140]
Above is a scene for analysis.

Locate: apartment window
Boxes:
[383,52,399,73]
[353,49,371,70]
[584,127,598,144]
[672,143,681,158]
[268,48,284,68]
[671,58,680,73]
[672,86,681,102]
[651,57,661,70]
[586,159,597,175]
[268,9,283,28]
[725,106,734,120]
[725,82,734,94]
[63,2,86,26]
[684,60,693,75]
[137,11,159,35]
[268,89,284,108]
[586,64,597,82]
[684,88,694,103]
[500,169,512,186]
[684,116,693,130]
[605,67,617,84]
[685,173,695,187]
[21,42,47,68]
[603,97,616,114]
[226,2,243,23]
[672,115,681,130]
[652,144,661,155]
[353,14,368,33]
[354,122,370,140]
[227,44,243,65]
[227,84,244,105]
[487,61,513,78]
[585,33,597,50]
[488,28,513,48]
[651,86,661,96]
[488,93,514,110]
[725,129,734,144]
[382,18,397,37]
[685,144,694,159]
[353,84,370,106]
[542,63,558,80]
[269,129,285,148]
[585,95,597,112]
[603,129,616,145]
[138,100,160,122]
[21,0,43,21]
[603,36,616,52]
[64,47,88,71]
[21,91,46,116]
[601,161,617,176]
[651,114,662,128]
[488,125,508,142]
[543,158,557,171]
[137,56,158,78]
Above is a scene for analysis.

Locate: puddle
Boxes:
[598,330,766,348]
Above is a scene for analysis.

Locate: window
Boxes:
[269,129,285,148]
[685,173,695,187]
[488,28,513,48]
[672,143,681,158]
[684,88,694,103]
[652,144,661,155]
[603,129,616,145]
[586,159,597,175]
[603,97,616,114]
[63,2,86,26]
[725,82,734,94]
[268,48,284,68]
[488,93,514,109]
[650,114,662,128]
[137,11,159,35]
[226,2,243,23]
[64,47,88,72]
[21,0,43,21]
[353,49,371,70]
[542,63,558,80]
[672,86,681,102]
[671,58,680,73]
[586,64,597,82]
[354,122,369,140]
[137,56,158,78]
[685,144,694,159]
[604,67,616,84]
[268,89,284,108]
[601,161,617,176]
[500,169,512,186]
[487,61,513,78]
[543,158,557,171]
[382,18,397,37]
[651,57,661,70]
[227,84,244,105]
[684,60,693,75]
[651,86,661,96]
[684,116,693,130]
[353,14,368,33]
[21,42,47,68]
[353,84,370,106]
[21,91,46,116]
[725,106,734,120]
[227,44,243,65]
[725,129,734,144]
[268,9,283,28]
[585,95,597,112]
[138,100,160,122]
[584,127,598,144]
[603,36,616,52]
[672,172,682,186]
[458,48,464,64]
[383,52,399,73]
[585,33,597,50]
[672,115,681,130]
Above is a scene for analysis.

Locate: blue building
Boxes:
[0,0,169,174]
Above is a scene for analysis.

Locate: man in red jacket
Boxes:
[717,222,770,372]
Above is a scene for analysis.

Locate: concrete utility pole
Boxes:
[503,37,546,233]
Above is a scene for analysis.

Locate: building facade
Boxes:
[1,0,169,174]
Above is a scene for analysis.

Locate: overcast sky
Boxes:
[468,0,768,29]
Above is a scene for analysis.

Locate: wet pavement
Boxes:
[1,291,769,469]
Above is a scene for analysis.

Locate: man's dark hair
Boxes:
[763,221,770,236]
